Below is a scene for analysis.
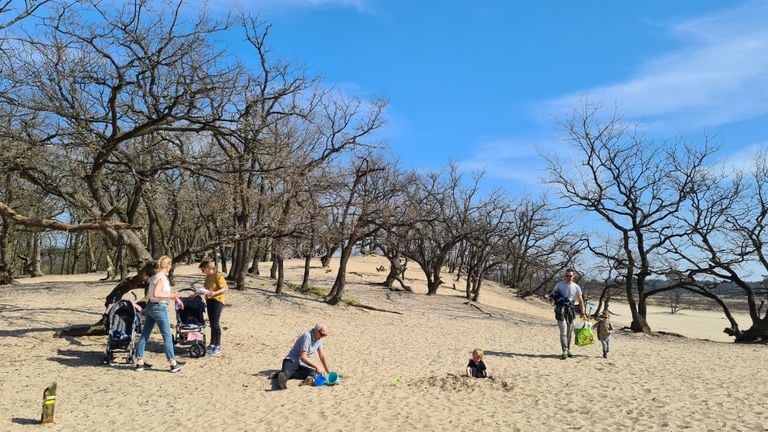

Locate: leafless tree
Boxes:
[324,155,405,304]
[0,0,50,31]
[544,101,716,333]
[448,189,514,301]
[665,151,768,341]
[505,196,583,297]
[0,0,241,264]
[400,165,484,295]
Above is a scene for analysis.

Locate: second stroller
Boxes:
[173,289,207,358]
[103,297,142,365]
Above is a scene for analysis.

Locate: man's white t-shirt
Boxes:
[552,280,582,301]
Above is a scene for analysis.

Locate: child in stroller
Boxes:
[174,289,207,358]
[103,296,143,365]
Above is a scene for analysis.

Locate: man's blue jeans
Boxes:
[135,302,176,362]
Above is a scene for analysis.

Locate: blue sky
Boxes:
[211,0,768,195]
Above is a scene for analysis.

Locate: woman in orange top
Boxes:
[199,260,228,356]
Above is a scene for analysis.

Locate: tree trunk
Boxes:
[249,246,260,275]
[471,277,482,302]
[629,300,651,333]
[59,232,70,275]
[85,232,97,273]
[301,255,311,291]
[103,262,156,307]
[270,257,278,279]
[231,239,248,290]
[426,265,443,295]
[383,254,401,288]
[320,243,337,268]
[594,284,612,317]
[71,232,84,274]
[219,246,228,274]
[327,245,353,305]
[464,270,472,299]
[733,316,768,342]
[30,232,43,277]
[275,255,285,294]
[0,216,14,284]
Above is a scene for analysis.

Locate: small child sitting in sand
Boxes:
[595,310,614,358]
[466,348,489,378]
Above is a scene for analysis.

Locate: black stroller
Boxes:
[173,289,207,358]
[103,297,142,364]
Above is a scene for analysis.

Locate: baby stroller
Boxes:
[173,289,207,358]
[103,296,142,365]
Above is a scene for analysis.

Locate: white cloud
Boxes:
[457,138,546,185]
[717,142,768,174]
[226,0,371,13]
[544,1,768,133]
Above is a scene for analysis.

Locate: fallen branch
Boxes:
[348,303,403,315]
[54,322,106,338]
[464,301,493,317]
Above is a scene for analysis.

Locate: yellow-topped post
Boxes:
[41,382,57,424]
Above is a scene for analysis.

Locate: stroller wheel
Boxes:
[189,343,205,358]
[126,355,134,364]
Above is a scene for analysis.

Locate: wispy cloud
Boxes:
[543,1,768,132]
[458,138,547,185]
[718,142,768,174]
[226,0,372,13]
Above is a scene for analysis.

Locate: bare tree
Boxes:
[324,155,405,305]
[0,0,50,30]
[505,196,583,297]
[401,165,483,295]
[0,0,241,266]
[544,101,716,333]
[666,151,768,341]
[456,191,513,301]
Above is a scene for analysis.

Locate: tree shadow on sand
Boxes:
[0,327,61,338]
[485,350,566,360]
[49,348,107,368]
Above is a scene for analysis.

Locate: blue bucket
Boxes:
[327,372,339,385]
[313,374,326,387]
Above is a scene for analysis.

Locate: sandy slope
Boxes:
[2,255,766,431]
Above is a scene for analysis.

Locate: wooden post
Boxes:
[40,382,57,424]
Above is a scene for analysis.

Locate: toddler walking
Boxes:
[595,310,614,358]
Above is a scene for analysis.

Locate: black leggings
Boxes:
[206,300,223,346]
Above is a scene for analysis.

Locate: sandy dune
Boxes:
[2,255,766,431]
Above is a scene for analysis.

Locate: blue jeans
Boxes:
[557,319,574,351]
[135,302,176,362]
[601,337,611,354]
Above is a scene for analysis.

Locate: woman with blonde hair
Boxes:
[134,256,187,373]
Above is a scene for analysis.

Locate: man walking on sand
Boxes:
[551,269,587,360]
[276,323,331,390]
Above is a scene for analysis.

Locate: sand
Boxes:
[1,255,766,431]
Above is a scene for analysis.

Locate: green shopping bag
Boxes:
[574,320,595,347]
